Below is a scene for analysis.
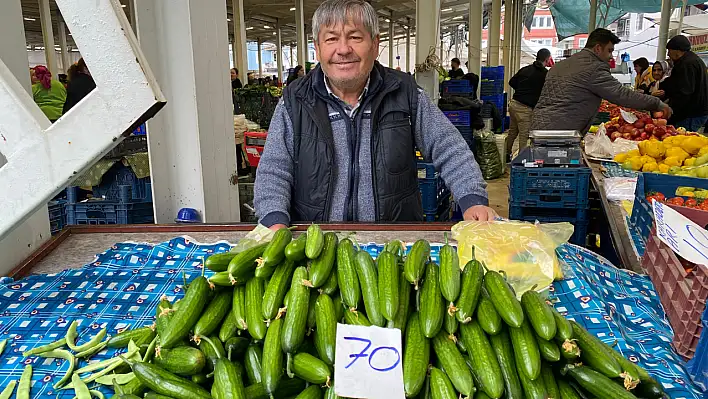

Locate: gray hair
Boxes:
[312,0,380,43]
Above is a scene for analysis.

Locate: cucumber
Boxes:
[209,271,237,287]
[205,252,238,272]
[429,367,457,399]
[384,239,404,259]
[336,238,360,309]
[537,336,561,362]
[262,260,295,321]
[518,361,547,399]
[354,251,384,327]
[227,243,269,283]
[282,267,310,352]
[154,346,206,376]
[387,271,412,334]
[403,312,430,397]
[259,227,292,273]
[295,385,323,399]
[320,271,338,295]
[232,285,248,331]
[476,292,502,335]
[489,330,523,399]
[155,297,173,338]
[323,386,340,399]
[314,294,337,366]
[598,340,641,387]
[262,317,285,395]
[634,377,665,399]
[306,291,319,333]
[558,379,583,399]
[552,307,573,341]
[225,337,250,360]
[454,258,484,324]
[244,344,263,385]
[484,271,524,328]
[108,326,156,349]
[432,331,475,397]
[571,321,621,378]
[560,338,581,359]
[563,365,638,399]
[344,308,371,326]
[197,335,226,372]
[292,352,331,384]
[403,239,430,288]
[333,295,344,323]
[438,236,460,303]
[194,289,232,338]
[218,310,240,342]
[160,276,210,349]
[540,364,559,399]
[213,356,247,399]
[419,262,444,338]
[509,319,541,381]
[285,233,308,262]
[459,320,504,398]
[443,311,458,335]
[308,232,338,287]
[377,251,400,322]
[245,278,268,340]
[125,358,212,399]
[306,224,325,259]
[521,289,556,340]
[245,377,306,399]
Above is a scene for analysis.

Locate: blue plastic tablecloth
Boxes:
[0,237,703,398]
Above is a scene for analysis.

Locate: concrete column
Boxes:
[231,0,248,86]
[589,0,598,33]
[514,0,522,75]
[416,0,441,99]
[489,0,502,66]
[276,20,283,85]
[406,24,411,73]
[58,21,71,73]
[503,0,514,93]
[455,28,459,60]
[135,0,240,223]
[440,38,444,63]
[0,0,51,274]
[389,14,395,68]
[469,0,483,97]
[38,0,58,75]
[677,0,687,36]
[657,0,673,60]
[257,38,263,77]
[290,44,294,67]
[295,0,307,67]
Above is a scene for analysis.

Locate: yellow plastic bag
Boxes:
[451,220,574,296]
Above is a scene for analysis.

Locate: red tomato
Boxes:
[666,197,685,206]
[699,202,708,211]
[685,199,698,208]
[654,192,666,201]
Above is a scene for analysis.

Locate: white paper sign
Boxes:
[334,323,405,399]
[652,200,708,264]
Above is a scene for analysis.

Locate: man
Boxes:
[462,61,480,100]
[507,48,552,160]
[254,0,494,228]
[531,28,672,132]
[448,58,465,79]
[659,35,708,131]
[231,68,243,89]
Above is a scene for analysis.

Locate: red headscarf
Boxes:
[34,65,52,89]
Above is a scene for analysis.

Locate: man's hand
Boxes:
[463,205,498,221]
[269,224,288,231]
[653,89,665,98]
[660,103,673,119]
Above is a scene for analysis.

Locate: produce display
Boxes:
[8,226,669,399]
[600,112,688,142]
[614,134,708,174]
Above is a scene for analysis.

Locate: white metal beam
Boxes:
[276,19,283,84]
[416,0,441,99]
[58,21,70,73]
[295,0,307,67]
[257,38,263,77]
[503,0,513,93]
[469,0,483,98]
[489,0,501,66]
[38,0,58,75]
[657,0,673,60]
[405,24,411,72]
[389,13,395,68]
[232,0,248,81]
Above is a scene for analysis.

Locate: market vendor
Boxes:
[531,28,672,133]
[254,0,493,229]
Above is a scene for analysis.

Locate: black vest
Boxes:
[283,62,423,222]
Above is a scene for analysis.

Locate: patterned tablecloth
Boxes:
[0,237,704,398]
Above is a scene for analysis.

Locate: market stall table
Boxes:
[0,224,703,398]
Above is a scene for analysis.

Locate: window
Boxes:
[482,40,487,48]
[578,38,587,48]
[636,13,643,31]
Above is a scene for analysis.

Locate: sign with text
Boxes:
[334,323,404,399]
[652,200,708,265]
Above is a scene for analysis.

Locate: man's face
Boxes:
[593,43,614,63]
[315,18,379,90]
[452,62,460,70]
[230,69,238,80]
[668,49,683,62]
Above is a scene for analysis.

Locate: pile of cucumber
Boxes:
[21,224,668,399]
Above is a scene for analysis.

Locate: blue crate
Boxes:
[423,193,452,222]
[66,200,154,225]
[48,200,65,234]
[458,126,474,152]
[481,94,506,116]
[481,66,505,81]
[480,80,504,96]
[442,110,471,126]
[509,164,591,209]
[419,178,450,214]
[441,80,472,95]
[508,205,589,246]
[92,163,152,203]
[686,319,708,391]
[133,123,147,135]
[417,161,436,179]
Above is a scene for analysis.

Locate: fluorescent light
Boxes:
[121,4,126,7]
[453,15,463,20]
[290,7,296,11]
[264,25,271,29]
[442,8,452,12]
[227,18,232,21]
[385,18,390,22]
[24,17,36,21]
[68,33,72,36]
[246,27,254,30]
[273,32,277,35]
[403,25,408,29]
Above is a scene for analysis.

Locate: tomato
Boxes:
[666,197,685,206]
[685,199,698,208]
[654,192,665,201]
[699,202,708,211]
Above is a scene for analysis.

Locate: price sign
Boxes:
[652,200,708,264]
[334,323,404,399]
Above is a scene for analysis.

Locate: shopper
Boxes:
[286,65,304,85]
[32,65,66,122]
[255,0,494,228]
[448,57,465,79]
[507,48,552,160]
[633,57,653,92]
[231,68,243,89]
[648,60,669,96]
[63,58,96,114]
[531,28,671,133]
[659,35,708,131]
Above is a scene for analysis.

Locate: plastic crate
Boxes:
[509,163,591,209]
[419,178,450,214]
[417,161,436,179]
[508,205,589,246]
[442,110,471,126]
[481,66,505,81]
[423,194,452,222]
[105,135,148,159]
[630,173,708,244]
[458,126,475,153]
[686,321,708,390]
[642,230,708,359]
[48,200,65,234]
[245,131,268,168]
[480,80,504,96]
[66,201,154,225]
[91,163,152,203]
[441,80,472,95]
[481,94,505,114]
[133,123,147,135]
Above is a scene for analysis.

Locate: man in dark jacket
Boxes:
[448,58,465,79]
[661,35,708,131]
[254,0,494,228]
[507,48,551,159]
[62,58,96,114]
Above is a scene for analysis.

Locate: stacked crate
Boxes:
[442,110,474,153]
[417,162,451,222]
[480,66,507,131]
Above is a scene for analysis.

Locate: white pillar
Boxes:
[514,0,522,74]
[657,0,673,60]
[295,0,307,67]
[406,24,411,73]
[589,0,598,33]
[389,15,395,68]
[231,0,248,86]
[416,0,441,99]
[276,20,283,85]
[0,0,51,274]
[503,0,513,93]
[58,21,70,73]
[469,0,483,97]
[290,45,294,67]
[677,0,687,36]
[135,0,240,223]
[38,0,58,76]
[257,38,263,77]
[489,0,502,66]
[455,28,460,60]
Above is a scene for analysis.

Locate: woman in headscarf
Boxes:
[648,60,670,98]
[286,65,304,85]
[32,65,66,122]
[633,57,653,92]
[63,58,96,113]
